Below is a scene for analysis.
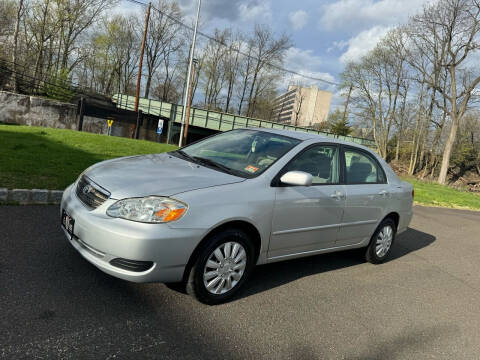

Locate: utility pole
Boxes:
[179,0,201,147]
[183,58,197,145]
[132,2,151,137]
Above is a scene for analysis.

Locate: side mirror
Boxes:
[280,171,313,186]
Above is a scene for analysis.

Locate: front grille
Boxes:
[109,258,154,272]
[76,175,110,209]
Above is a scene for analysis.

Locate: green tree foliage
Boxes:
[85,15,139,95]
[327,108,353,136]
[43,70,74,102]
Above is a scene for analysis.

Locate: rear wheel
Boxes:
[186,229,255,305]
[365,218,396,264]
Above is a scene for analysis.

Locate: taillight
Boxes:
[412,189,415,199]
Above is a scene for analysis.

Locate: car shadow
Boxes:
[238,228,436,300]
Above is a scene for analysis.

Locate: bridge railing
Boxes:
[112,94,376,147]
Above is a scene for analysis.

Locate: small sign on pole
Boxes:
[157,119,164,135]
[107,118,114,136]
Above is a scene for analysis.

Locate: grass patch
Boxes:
[0,125,177,190]
[402,177,480,210]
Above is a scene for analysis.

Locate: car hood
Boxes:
[84,153,245,199]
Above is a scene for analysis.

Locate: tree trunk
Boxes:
[342,84,353,123]
[11,0,24,92]
[438,67,458,185]
[438,116,459,184]
[246,62,260,117]
[144,74,152,99]
[408,117,421,175]
[395,137,400,161]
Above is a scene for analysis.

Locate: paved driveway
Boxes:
[1,205,479,359]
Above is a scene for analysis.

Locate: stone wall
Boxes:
[0,91,175,141]
[0,91,105,134]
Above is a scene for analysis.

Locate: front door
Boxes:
[268,144,345,259]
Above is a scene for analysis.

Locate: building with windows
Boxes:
[272,85,332,128]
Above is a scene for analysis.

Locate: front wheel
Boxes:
[186,229,255,305]
[365,218,396,264]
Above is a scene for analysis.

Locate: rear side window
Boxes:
[285,145,339,185]
[344,148,386,184]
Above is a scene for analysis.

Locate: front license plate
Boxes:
[62,210,75,236]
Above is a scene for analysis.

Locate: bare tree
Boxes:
[54,0,114,74]
[408,0,480,183]
[11,0,25,92]
[29,0,54,84]
[0,1,17,56]
[223,31,242,112]
[143,0,183,99]
[342,36,407,159]
[201,29,228,109]
[245,25,290,117]
[236,40,255,115]
[292,87,305,126]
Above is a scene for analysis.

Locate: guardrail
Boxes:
[112,94,376,147]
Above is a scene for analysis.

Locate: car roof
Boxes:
[243,127,326,141]
[242,127,375,153]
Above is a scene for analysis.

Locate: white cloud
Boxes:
[281,47,337,92]
[238,1,272,23]
[319,0,435,31]
[114,1,145,17]
[288,10,309,31]
[327,40,349,53]
[339,25,391,63]
[177,0,271,24]
[284,47,323,69]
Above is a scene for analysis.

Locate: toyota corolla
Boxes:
[61,128,413,304]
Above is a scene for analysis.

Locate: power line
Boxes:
[123,0,340,86]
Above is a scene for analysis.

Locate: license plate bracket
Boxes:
[61,210,75,237]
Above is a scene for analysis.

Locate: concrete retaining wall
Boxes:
[0,91,105,134]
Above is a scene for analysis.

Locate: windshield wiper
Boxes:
[192,156,238,176]
[172,150,195,161]
[173,151,243,177]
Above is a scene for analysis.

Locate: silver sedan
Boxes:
[61,128,413,304]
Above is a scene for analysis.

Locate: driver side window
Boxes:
[285,145,339,185]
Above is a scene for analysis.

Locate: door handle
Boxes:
[378,190,389,197]
[330,191,345,200]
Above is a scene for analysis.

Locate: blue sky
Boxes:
[119,0,434,105]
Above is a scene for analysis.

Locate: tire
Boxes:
[186,229,255,305]
[365,218,396,264]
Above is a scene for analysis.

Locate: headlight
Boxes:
[106,197,188,223]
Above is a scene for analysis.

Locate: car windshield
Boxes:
[174,129,301,178]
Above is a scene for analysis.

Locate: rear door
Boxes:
[268,144,346,259]
[336,146,389,247]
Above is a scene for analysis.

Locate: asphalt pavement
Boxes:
[1,205,480,359]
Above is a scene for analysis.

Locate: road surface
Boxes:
[1,205,479,359]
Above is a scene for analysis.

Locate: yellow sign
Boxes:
[107,119,114,127]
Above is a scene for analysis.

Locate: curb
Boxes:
[0,188,63,205]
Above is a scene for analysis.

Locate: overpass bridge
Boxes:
[112,94,375,147]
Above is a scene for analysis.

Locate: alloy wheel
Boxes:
[375,225,393,258]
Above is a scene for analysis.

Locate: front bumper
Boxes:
[60,184,205,283]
